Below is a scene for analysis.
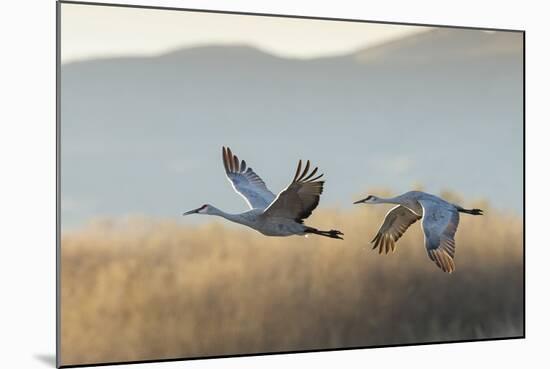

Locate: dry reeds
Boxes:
[60,198,523,366]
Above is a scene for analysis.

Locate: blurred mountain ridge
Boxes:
[61,28,523,229]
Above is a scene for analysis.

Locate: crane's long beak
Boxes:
[353,197,368,204]
[182,207,202,216]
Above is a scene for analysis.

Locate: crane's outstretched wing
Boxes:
[371,205,421,254]
[262,160,324,222]
[418,199,459,273]
[222,147,276,210]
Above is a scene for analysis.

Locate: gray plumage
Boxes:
[354,191,483,273]
[182,147,343,240]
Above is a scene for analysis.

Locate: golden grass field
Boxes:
[60,193,523,366]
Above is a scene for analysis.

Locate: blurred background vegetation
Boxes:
[60,191,523,366]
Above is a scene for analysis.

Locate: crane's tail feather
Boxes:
[304,227,344,240]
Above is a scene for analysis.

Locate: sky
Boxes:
[61,2,426,63]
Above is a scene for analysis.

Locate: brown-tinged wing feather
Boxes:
[419,199,459,273]
[371,206,421,254]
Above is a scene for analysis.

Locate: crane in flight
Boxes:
[353,191,483,273]
[183,147,343,240]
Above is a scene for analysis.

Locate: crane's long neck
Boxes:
[372,196,403,205]
[372,195,422,216]
[206,206,251,226]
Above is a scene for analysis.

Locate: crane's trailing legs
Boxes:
[456,206,484,215]
[304,226,344,240]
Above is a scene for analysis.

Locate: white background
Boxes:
[0,0,547,368]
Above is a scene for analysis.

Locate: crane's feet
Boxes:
[326,230,344,240]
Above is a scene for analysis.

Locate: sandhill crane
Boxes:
[182,147,343,240]
[353,191,483,273]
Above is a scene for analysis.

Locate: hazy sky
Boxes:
[61,3,426,63]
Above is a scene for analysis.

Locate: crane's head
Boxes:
[182,204,211,216]
[353,195,379,204]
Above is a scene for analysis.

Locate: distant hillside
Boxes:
[61,28,523,229]
[354,28,522,63]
